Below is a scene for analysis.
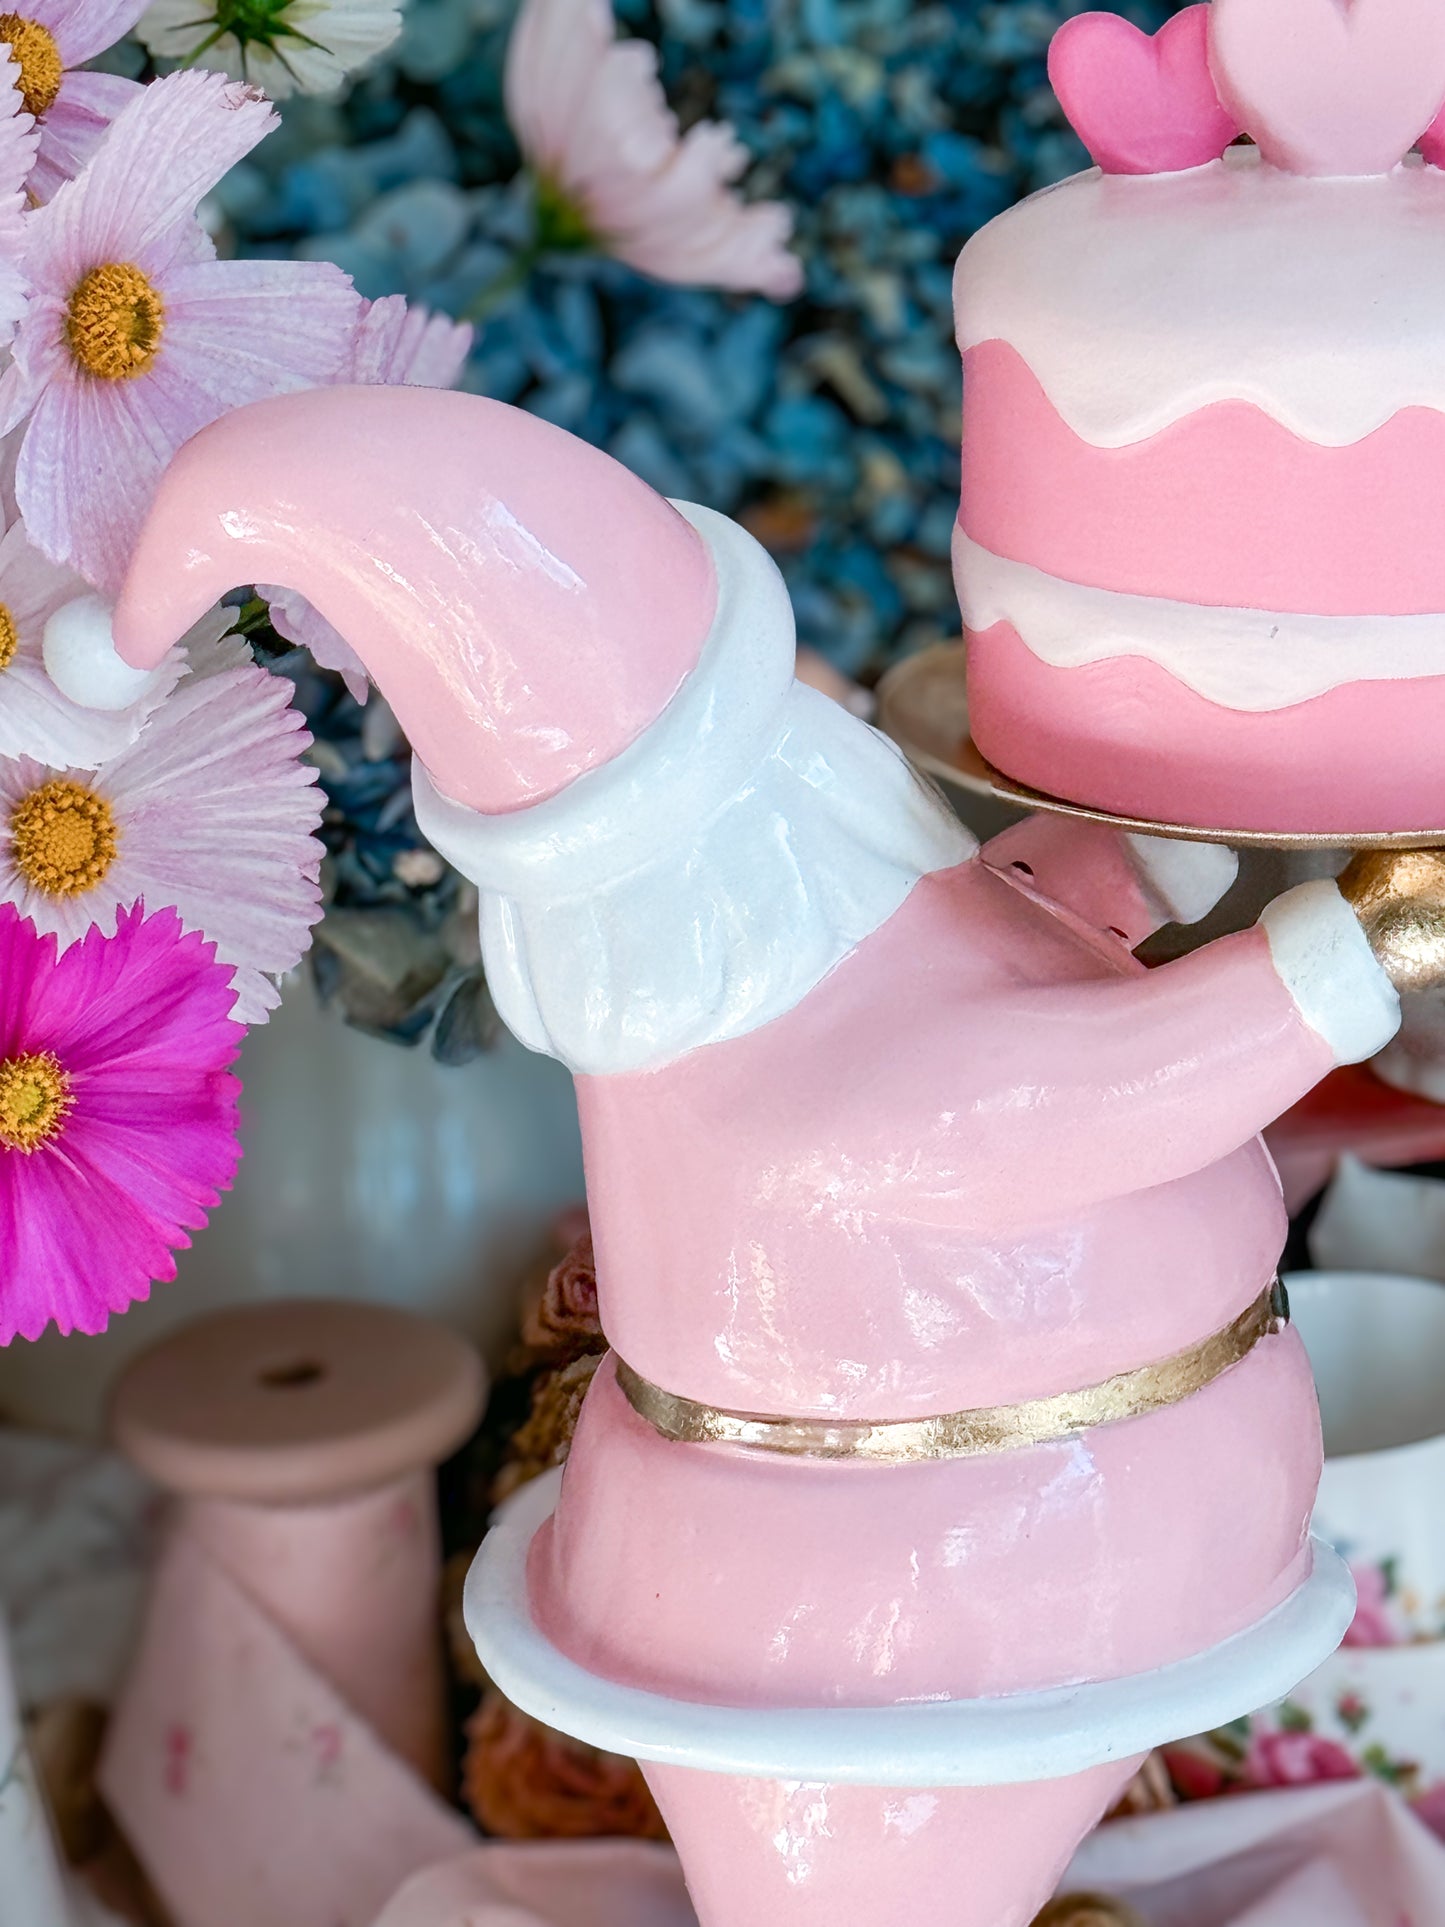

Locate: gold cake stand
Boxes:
[877,643,1445,854]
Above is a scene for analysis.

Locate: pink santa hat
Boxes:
[95,385,957,1082]
[106,385,722,817]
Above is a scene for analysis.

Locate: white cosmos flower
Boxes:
[136,0,401,99]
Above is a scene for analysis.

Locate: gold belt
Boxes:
[615,1279,1289,1465]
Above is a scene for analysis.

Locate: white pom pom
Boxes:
[43,595,168,712]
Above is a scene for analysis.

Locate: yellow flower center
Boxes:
[0,1050,72,1153]
[11,778,118,896]
[65,264,166,381]
[0,16,63,118]
[0,604,17,673]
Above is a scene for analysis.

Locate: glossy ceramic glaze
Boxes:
[111,387,717,813]
[109,374,1394,1926]
[581,846,1328,1416]
[532,1346,1318,1707]
[644,1762,1141,1927]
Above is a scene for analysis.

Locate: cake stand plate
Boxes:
[466,1466,1355,1789]
[876,645,1445,853]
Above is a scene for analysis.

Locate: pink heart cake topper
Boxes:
[1210,0,1445,176]
[1049,7,1242,177]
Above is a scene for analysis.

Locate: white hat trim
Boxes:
[414,502,973,1076]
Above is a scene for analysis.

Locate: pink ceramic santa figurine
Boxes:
[60,371,1430,1925]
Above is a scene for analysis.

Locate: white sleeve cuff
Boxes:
[1258,879,1401,1066]
[1126,833,1238,927]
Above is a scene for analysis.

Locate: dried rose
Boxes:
[462,1688,667,1841]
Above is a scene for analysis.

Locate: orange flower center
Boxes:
[0,16,63,118]
[11,777,118,895]
[0,1050,71,1152]
[65,264,166,381]
[0,604,17,673]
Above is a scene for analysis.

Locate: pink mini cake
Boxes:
[953,0,1445,835]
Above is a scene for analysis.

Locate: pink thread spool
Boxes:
[109,1299,487,1787]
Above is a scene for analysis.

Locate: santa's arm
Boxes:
[878,880,1399,1226]
[982,816,1237,948]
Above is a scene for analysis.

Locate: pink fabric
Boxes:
[99,1531,474,1927]
[1047,7,1238,175]
[372,1841,688,1927]
[967,618,1445,835]
[1208,0,1445,177]
[182,1471,449,1787]
[1068,1781,1445,1925]
[532,1342,1319,1706]
[114,386,718,813]
[644,1762,1139,1927]
[959,339,1445,615]
[580,855,1332,1418]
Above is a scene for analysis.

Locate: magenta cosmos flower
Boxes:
[0,0,145,201]
[505,0,802,299]
[0,900,243,1343]
[0,68,360,592]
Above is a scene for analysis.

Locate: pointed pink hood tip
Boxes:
[112,387,718,813]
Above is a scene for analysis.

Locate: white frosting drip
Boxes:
[955,532,1445,711]
[955,147,1445,448]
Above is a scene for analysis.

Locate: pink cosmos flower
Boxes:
[504,0,803,299]
[0,628,324,1024]
[0,69,360,592]
[0,0,145,201]
[1243,1727,1361,1789]
[0,57,37,341]
[263,294,473,698]
[0,900,242,1343]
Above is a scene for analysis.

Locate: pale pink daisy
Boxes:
[0,900,242,1343]
[0,628,325,1024]
[0,514,184,765]
[0,1,144,201]
[1,69,361,592]
[0,56,37,341]
[504,0,802,299]
[263,294,473,699]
